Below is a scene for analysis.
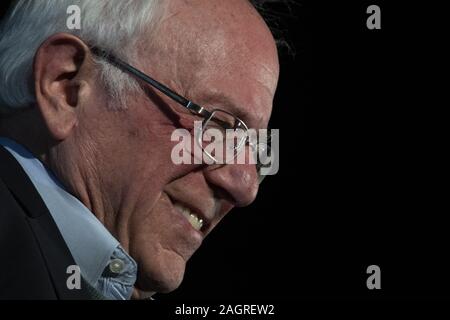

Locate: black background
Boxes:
[0,0,446,304]
[163,0,447,301]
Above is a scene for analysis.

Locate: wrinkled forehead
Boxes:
[144,0,280,128]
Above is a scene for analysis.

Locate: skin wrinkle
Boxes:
[79,138,105,218]
[51,138,109,226]
[0,0,279,297]
[117,193,141,254]
[76,108,112,224]
[136,241,186,292]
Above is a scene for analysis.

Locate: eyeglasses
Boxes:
[90,47,271,183]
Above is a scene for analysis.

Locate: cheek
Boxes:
[127,195,194,293]
[129,193,201,260]
[119,126,179,184]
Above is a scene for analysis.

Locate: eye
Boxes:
[177,114,198,132]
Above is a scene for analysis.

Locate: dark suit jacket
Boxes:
[0,146,93,299]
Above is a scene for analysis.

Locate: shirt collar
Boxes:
[0,137,130,287]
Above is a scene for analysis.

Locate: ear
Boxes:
[33,33,91,141]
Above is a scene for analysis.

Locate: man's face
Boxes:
[58,0,279,294]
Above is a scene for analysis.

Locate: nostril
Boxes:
[204,163,260,207]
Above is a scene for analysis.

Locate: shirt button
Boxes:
[109,259,125,274]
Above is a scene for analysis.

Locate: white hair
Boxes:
[0,0,164,112]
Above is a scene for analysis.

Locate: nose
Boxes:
[203,163,259,207]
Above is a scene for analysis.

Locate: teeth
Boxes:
[188,214,203,231]
[174,202,204,231]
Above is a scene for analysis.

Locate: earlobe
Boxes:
[33,33,90,141]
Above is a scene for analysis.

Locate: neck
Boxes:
[0,107,117,231]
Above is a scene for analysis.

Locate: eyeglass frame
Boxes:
[90,46,270,179]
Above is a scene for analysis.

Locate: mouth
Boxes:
[166,194,210,234]
[173,201,204,232]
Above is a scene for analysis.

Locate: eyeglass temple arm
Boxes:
[90,47,209,116]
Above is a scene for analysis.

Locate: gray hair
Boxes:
[0,0,164,112]
[0,0,286,113]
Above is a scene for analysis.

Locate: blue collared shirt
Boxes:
[0,138,137,300]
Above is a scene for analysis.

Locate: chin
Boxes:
[136,251,187,293]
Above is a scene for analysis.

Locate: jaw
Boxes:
[122,191,203,293]
[131,288,156,300]
[135,247,187,293]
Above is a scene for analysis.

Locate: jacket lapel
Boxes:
[0,146,93,299]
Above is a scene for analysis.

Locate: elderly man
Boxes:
[0,0,279,300]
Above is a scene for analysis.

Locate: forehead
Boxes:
[146,0,280,129]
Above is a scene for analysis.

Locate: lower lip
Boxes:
[168,200,204,244]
